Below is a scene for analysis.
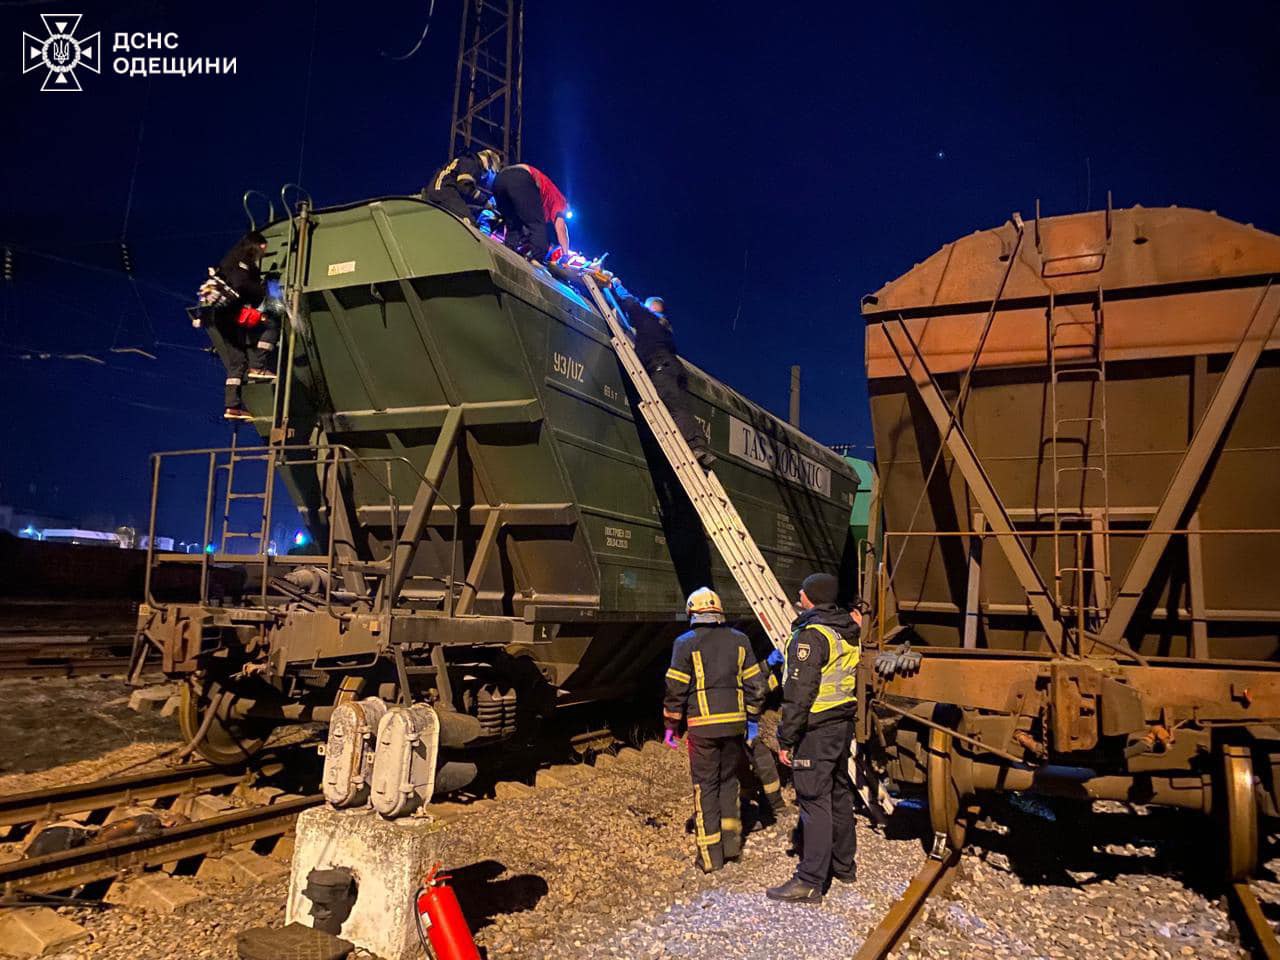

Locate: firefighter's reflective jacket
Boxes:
[664,624,769,738]
[777,605,860,751]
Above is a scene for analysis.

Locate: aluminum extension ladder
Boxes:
[581,275,796,654]
[582,273,891,815]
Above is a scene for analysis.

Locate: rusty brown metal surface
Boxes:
[864,205,1280,666]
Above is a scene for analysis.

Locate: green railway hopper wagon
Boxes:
[135,196,861,774]
[858,204,1280,876]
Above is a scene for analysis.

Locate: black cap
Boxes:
[801,572,838,605]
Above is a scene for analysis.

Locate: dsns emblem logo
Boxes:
[22,14,100,92]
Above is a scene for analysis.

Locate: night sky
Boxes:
[2,1,1277,540]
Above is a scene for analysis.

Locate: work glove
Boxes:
[895,642,922,677]
[766,648,784,669]
[874,649,898,679]
[663,729,681,750]
[746,720,759,745]
[874,642,923,679]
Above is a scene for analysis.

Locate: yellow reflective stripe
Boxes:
[692,650,710,718]
[695,832,722,846]
[687,711,747,726]
[666,668,691,684]
[693,790,711,869]
[722,818,741,833]
[737,646,745,715]
[763,779,781,794]
[768,674,779,691]
[740,662,762,680]
[433,157,459,191]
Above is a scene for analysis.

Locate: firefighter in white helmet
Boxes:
[663,587,770,872]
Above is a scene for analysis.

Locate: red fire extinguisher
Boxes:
[414,862,480,960]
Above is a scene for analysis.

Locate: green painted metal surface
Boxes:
[223,197,861,624]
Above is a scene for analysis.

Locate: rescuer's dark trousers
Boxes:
[426,185,474,223]
[648,357,710,457]
[215,312,277,407]
[688,733,745,872]
[214,311,250,408]
[741,736,786,816]
[792,717,856,887]
[247,316,279,373]
[493,166,551,261]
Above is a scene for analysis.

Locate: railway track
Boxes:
[1228,881,1280,960]
[0,757,278,830]
[0,795,318,897]
[0,751,318,899]
[855,850,1280,960]
[852,847,962,960]
[0,635,135,679]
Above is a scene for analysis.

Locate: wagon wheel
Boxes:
[1220,744,1259,882]
[176,679,275,767]
[926,726,969,852]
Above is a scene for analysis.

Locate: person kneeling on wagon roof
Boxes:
[490,162,571,264]
[194,231,278,422]
[422,148,502,224]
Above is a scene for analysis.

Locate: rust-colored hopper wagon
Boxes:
[859,203,1280,876]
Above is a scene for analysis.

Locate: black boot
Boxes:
[765,877,822,903]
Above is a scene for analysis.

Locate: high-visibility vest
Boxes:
[787,623,859,714]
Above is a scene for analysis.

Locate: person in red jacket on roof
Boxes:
[490,163,570,263]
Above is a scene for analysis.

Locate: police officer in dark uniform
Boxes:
[663,588,770,872]
[766,572,861,903]
[423,149,502,223]
[608,278,716,470]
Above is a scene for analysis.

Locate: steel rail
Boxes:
[0,794,319,896]
[0,657,133,680]
[0,757,284,828]
[853,848,962,959]
[1228,882,1280,960]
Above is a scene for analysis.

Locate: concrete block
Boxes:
[426,801,470,823]
[269,834,296,862]
[198,849,288,885]
[641,739,667,759]
[286,806,448,960]
[593,753,618,771]
[128,686,172,713]
[159,694,181,718]
[235,783,285,805]
[108,874,205,914]
[616,747,643,764]
[189,794,234,821]
[493,780,534,800]
[0,907,89,957]
[535,764,594,789]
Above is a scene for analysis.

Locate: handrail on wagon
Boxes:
[141,441,462,623]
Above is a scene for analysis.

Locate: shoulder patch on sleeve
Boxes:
[796,641,810,662]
